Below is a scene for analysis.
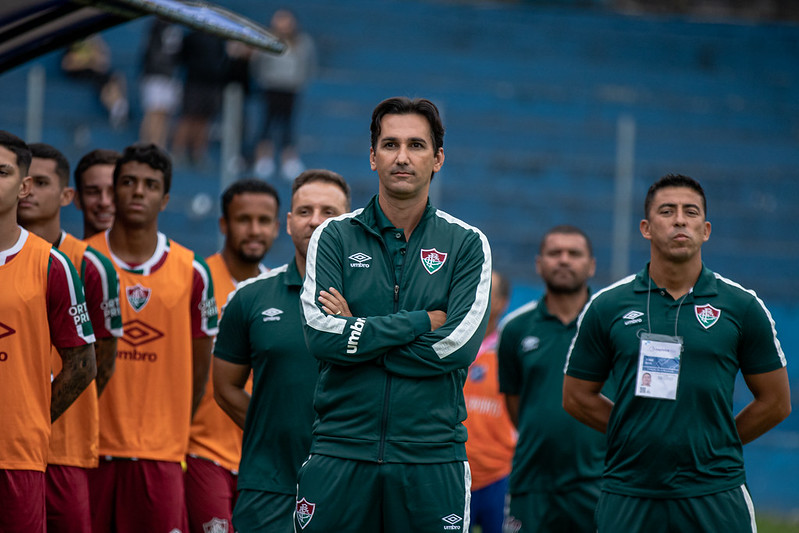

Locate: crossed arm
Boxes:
[319,287,447,329]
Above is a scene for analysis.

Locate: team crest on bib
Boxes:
[695,304,721,329]
[126,284,152,312]
[202,517,229,533]
[296,498,316,529]
[420,248,447,275]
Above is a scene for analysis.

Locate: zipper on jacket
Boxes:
[377,374,391,463]
[354,215,410,464]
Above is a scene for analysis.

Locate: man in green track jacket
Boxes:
[297,96,492,532]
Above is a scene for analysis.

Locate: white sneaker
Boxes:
[280,158,305,181]
[254,157,275,180]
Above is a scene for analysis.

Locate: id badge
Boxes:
[636,333,682,400]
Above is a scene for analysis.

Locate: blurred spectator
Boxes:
[138,19,183,148]
[171,30,229,167]
[61,35,129,129]
[463,271,517,533]
[251,9,316,180]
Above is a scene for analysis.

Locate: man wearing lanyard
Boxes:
[563,174,790,533]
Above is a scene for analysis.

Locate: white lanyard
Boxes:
[636,276,689,400]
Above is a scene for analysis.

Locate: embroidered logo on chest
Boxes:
[261,308,283,322]
[695,304,721,329]
[126,284,151,312]
[348,252,371,268]
[622,310,644,326]
[420,248,447,274]
[521,336,540,352]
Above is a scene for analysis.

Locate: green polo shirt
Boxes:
[214,259,315,495]
[498,295,606,495]
[566,264,786,498]
[374,197,409,289]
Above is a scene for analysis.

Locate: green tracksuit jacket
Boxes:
[300,195,492,464]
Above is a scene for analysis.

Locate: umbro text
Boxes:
[118,349,157,362]
[347,318,366,354]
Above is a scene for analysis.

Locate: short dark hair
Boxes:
[370,97,445,153]
[29,143,70,186]
[644,174,707,219]
[114,143,172,194]
[74,149,121,195]
[539,224,594,257]
[492,270,511,301]
[0,130,32,177]
[221,179,280,220]
[291,169,351,211]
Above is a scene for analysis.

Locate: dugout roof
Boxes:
[0,0,284,73]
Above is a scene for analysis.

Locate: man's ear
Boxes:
[60,186,75,207]
[639,219,651,241]
[18,176,32,199]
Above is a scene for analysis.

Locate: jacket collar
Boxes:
[356,194,436,233]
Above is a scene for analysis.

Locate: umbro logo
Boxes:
[622,310,644,325]
[441,513,463,530]
[521,336,540,352]
[121,319,164,347]
[349,252,371,268]
[0,321,16,340]
[262,308,283,322]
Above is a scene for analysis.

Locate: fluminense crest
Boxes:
[202,517,229,533]
[296,498,316,529]
[420,248,447,275]
[695,304,721,329]
[126,284,151,312]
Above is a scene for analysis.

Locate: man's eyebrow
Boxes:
[380,136,428,143]
[657,202,701,210]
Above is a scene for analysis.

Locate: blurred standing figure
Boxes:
[185,178,280,533]
[214,170,351,533]
[61,35,129,129]
[463,270,516,533]
[0,130,96,533]
[172,30,229,166]
[498,225,605,532]
[139,18,183,148]
[17,143,123,533]
[251,8,316,180]
[73,149,121,238]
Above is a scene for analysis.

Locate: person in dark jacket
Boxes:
[297,96,493,532]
